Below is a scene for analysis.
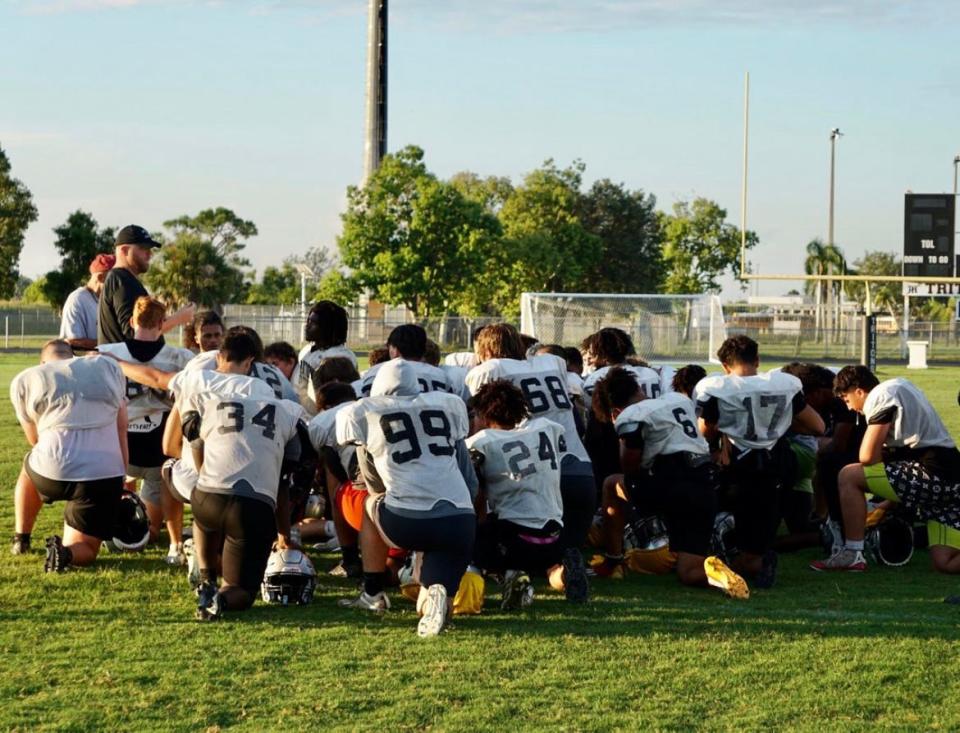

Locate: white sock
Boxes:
[844,540,864,552]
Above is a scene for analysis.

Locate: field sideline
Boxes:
[2,353,960,731]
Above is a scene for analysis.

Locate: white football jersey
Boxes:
[653,365,676,396]
[168,370,279,475]
[466,417,564,530]
[444,351,477,369]
[614,392,710,469]
[694,370,804,451]
[98,341,193,432]
[358,359,452,398]
[307,401,357,481]
[440,364,471,402]
[189,393,304,506]
[185,350,297,402]
[336,391,472,512]
[466,354,590,464]
[292,344,358,416]
[583,364,664,401]
[10,356,126,481]
[864,378,955,451]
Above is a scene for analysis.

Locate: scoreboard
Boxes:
[903,193,956,278]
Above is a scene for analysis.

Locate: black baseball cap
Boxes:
[115,224,162,248]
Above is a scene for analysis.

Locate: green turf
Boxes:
[2,354,960,731]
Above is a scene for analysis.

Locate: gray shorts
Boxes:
[127,464,163,506]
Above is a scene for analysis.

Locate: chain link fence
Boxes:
[0,307,62,350]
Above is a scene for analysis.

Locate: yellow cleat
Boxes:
[704,556,750,599]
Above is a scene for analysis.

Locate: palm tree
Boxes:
[804,239,846,341]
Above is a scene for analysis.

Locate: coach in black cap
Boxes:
[97,225,195,345]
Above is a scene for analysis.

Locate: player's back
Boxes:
[466,354,590,464]
[584,363,663,401]
[99,341,193,425]
[467,417,564,529]
[615,392,709,468]
[190,393,303,506]
[12,356,125,431]
[185,350,295,401]
[694,370,803,451]
[358,359,452,397]
[307,401,358,481]
[337,390,471,512]
[866,378,955,451]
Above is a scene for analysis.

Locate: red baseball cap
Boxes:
[89,254,116,274]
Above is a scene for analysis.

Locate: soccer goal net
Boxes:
[520,293,726,364]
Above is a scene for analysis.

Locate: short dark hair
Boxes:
[368,346,391,367]
[672,364,707,398]
[220,331,260,364]
[308,300,348,348]
[581,328,635,368]
[424,339,441,367]
[716,335,758,367]
[264,341,297,364]
[194,310,223,332]
[311,356,361,394]
[781,362,835,395]
[471,380,529,429]
[592,366,642,423]
[314,381,357,411]
[387,324,427,359]
[225,325,264,362]
[562,346,583,375]
[833,365,879,396]
[536,343,565,358]
[41,338,73,359]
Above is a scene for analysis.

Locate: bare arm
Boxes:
[161,304,196,334]
[66,337,98,351]
[116,402,129,468]
[18,418,38,447]
[109,358,176,391]
[791,404,826,436]
[192,444,204,473]
[859,423,890,466]
[162,407,183,459]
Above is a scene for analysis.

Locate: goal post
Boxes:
[520,292,726,364]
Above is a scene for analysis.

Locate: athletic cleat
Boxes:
[165,543,187,566]
[195,581,223,622]
[43,535,71,573]
[753,550,778,589]
[417,584,448,638]
[587,554,625,579]
[329,560,362,579]
[11,535,30,555]
[338,591,390,612]
[810,548,867,572]
[501,570,534,610]
[562,548,590,603]
[184,538,201,590]
[704,556,750,599]
[312,537,341,552]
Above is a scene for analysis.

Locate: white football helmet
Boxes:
[261,549,317,605]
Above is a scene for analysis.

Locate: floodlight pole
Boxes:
[363,0,388,183]
[739,72,750,280]
[954,154,959,197]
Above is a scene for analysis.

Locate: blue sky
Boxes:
[2,0,959,297]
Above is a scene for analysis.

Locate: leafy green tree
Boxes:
[338,146,501,320]
[578,178,662,293]
[494,160,601,316]
[659,198,757,294]
[21,276,49,305]
[163,207,256,264]
[803,238,846,339]
[314,269,359,305]
[14,275,32,299]
[246,264,300,305]
[146,233,246,308]
[40,210,114,310]
[845,250,901,317]
[449,172,514,215]
[0,146,39,299]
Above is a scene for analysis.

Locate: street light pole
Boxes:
[828,128,842,249]
[954,154,959,196]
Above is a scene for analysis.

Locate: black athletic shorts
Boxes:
[127,413,168,469]
[475,517,564,576]
[23,454,123,540]
[191,489,277,597]
[629,453,717,557]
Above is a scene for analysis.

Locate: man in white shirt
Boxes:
[292,301,357,415]
[59,253,114,352]
[812,365,960,573]
[10,339,128,571]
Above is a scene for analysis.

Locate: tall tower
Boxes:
[363,0,387,183]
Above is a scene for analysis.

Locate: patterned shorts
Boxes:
[884,461,960,530]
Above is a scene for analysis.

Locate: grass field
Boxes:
[2,353,960,731]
